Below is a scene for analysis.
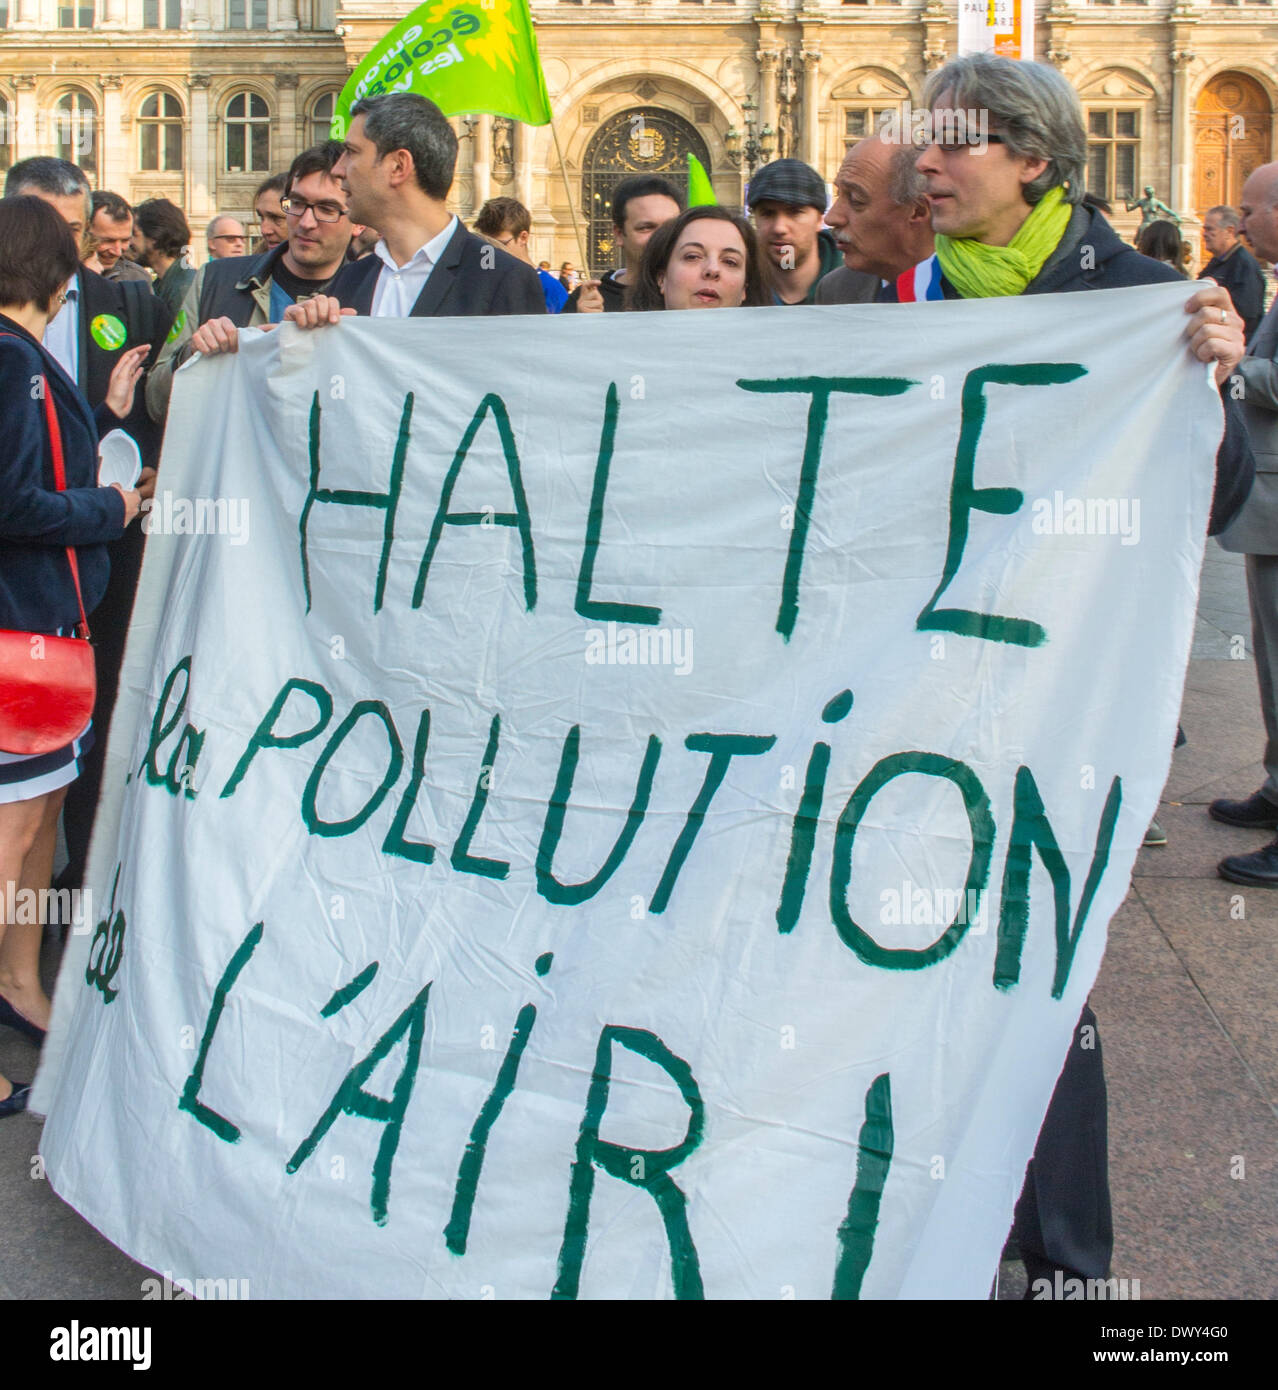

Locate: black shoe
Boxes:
[0,994,46,1046]
[1209,792,1278,829]
[0,1081,31,1119]
[1218,839,1278,886]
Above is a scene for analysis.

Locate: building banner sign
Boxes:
[35,289,1218,1298]
[959,0,1036,60]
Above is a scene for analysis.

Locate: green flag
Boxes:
[687,153,716,207]
[332,0,553,139]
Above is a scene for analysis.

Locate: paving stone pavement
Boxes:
[1,544,1275,1301]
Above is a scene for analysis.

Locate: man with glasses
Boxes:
[147,142,364,419]
[473,196,568,312]
[890,51,1252,1300]
[206,214,249,260]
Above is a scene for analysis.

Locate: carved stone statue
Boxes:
[776,50,799,161]
[492,117,514,181]
[1125,185,1182,231]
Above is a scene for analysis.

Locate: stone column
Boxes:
[9,0,37,28]
[188,0,212,31]
[274,72,300,173]
[275,0,299,30]
[517,121,534,210]
[801,48,821,169]
[1169,42,1197,219]
[757,47,779,156]
[187,75,213,245]
[12,77,38,159]
[472,113,492,213]
[99,75,125,192]
[101,0,126,25]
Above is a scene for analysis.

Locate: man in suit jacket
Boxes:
[4,158,173,889]
[1213,164,1278,884]
[819,130,934,304]
[324,93,544,320]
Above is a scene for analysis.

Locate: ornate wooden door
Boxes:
[1194,73,1271,217]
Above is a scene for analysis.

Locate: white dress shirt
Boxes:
[370,217,458,318]
[43,273,80,384]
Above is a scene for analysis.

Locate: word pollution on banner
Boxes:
[34,287,1219,1299]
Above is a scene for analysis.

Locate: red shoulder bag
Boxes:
[0,372,98,756]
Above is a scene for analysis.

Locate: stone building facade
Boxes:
[0,1,1274,267]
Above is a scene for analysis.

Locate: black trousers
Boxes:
[60,522,146,890]
[1012,1003,1113,1283]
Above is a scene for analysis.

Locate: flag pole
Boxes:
[549,117,591,278]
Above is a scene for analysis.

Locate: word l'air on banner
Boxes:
[957,0,1034,60]
[331,0,553,138]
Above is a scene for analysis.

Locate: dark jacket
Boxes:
[562,268,628,314]
[0,316,126,630]
[329,221,546,318]
[78,265,172,468]
[776,228,846,306]
[881,205,1254,536]
[152,258,196,320]
[1202,242,1265,344]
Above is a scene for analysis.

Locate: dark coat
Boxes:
[0,315,126,630]
[1202,242,1265,344]
[78,265,172,468]
[328,220,546,318]
[880,205,1255,536]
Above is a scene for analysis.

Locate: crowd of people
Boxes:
[0,48,1275,1299]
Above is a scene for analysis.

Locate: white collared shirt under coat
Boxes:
[370,217,459,318]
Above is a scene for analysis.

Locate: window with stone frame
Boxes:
[228,0,269,27]
[57,1,94,26]
[225,91,271,173]
[140,91,184,171]
[54,90,98,177]
[143,0,183,25]
[1086,107,1140,204]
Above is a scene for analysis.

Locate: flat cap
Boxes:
[746,159,828,212]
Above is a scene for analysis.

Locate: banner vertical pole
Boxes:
[550,118,590,277]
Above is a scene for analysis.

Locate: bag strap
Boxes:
[40,376,92,642]
[0,331,94,642]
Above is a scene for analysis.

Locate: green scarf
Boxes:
[934,186,1072,299]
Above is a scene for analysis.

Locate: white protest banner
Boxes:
[35,286,1219,1299]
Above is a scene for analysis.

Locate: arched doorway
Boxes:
[1194,73,1271,218]
[581,107,711,270]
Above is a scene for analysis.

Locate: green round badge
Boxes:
[90,313,127,351]
[165,310,187,345]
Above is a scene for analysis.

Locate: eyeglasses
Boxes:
[280,197,349,224]
[912,132,1007,153]
[210,234,246,243]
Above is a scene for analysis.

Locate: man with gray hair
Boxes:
[898,51,1253,1299]
[820,128,933,301]
[205,214,248,260]
[1201,204,1264,342]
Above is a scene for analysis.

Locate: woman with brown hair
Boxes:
[0,195,148,1116]
[625,205,773,311]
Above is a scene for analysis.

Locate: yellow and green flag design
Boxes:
[332,0,553,139]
